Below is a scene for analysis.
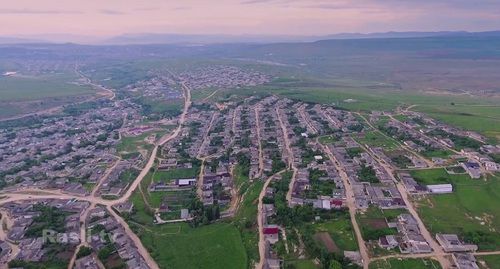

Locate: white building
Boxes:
[427,184,453,194]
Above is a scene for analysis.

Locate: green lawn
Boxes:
[478,255,500,269]
[132,222,247,269]
[318,135,338,145]
[415,173,500,250]
[409,168,469,185]
[313,217,358,251]
[369,258,441,269]
[0,73,94,101]
[152,168,199,182]
[421,149,453,159]
[116,128,172,157]
[286,259,319,269]
[355,131,399,150]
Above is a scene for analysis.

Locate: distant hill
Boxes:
[0,36,45,44]
[2,30,500,45]
[102,31,500,45]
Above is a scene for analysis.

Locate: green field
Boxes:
[409,168,469,185]
[478,255,500,269]
[355,131,399,150]
[131,222,247,269]
[413,170,500,250]
[369,258,441,269]
[286,259,319,269]
[313,216,358,251]
[0,73,94,101]
[318,135,338,145]
[116,128,173,158]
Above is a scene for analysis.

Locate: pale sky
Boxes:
[1,0,499,37]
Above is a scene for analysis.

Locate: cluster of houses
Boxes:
[0,99,139,194]
[85,206,150,269]
[261,176,284,269]
[330,139,406,210]
[96,160,138,197]
[378,214,432,254]
[178,65,271,90]
[124,72,183,101]
[275,99,350,207]
[1,199,89,264]
[201,166,233,206]
[399,172,453,195]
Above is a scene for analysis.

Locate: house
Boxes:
[176,178,197,186]
[263,225,280,244]
[436,234,478,252]
[461,162,481,179]
[452,253,479,269]
[427,184,453,194]
[378,235,398,250]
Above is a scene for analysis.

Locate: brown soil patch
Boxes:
[314,232,339,253]
[364,218,388,229]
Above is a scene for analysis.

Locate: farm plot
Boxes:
[414,171,500,250]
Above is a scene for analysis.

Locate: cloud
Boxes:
[0,8,82,14]
[173,6,192,11]
[240,0,274,5]
[99,9,126,15]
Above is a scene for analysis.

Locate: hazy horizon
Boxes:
[1,0,500,40]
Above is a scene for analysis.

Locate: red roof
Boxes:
[331,200,343,206]
[263,227,279,235]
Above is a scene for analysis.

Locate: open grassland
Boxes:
[234,180,264,267]
[131,222,247,269]
[0,73,94,101]
[369,258,441,269]
[318,135,338,145]
[312,215,358,252]
[357,206,408,242]
[414,103,500,142]
[355,131,399,150]
[116,127,173,158]
[129,188,248,269]
[409,168,470,185]
[286,259,319,269]
[478,255,500,269]
[413,170,500,250]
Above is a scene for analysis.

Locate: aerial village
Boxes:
[0,64,498,269]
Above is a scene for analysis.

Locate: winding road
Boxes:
[0,72,192,269]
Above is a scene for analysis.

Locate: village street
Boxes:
[0,74,192,269]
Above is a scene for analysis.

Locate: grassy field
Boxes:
[369,258,441,269]
[478,255,500,269]
[129,187,248,269]
[131,222,247,269]
[312,216,358,252]
[414,104,500,142]
[116,128,172,158]
[0,73,94,101]
[355,131,399,150]
[318,135,338,145]
[357,206,408,242]
[409,168,469,185]
[286,259,319,269]
[413,170,500,250]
